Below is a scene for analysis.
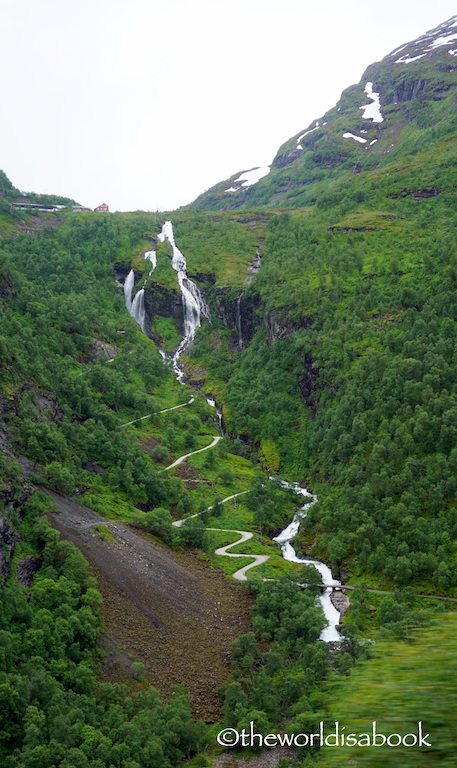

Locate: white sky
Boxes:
[1,0,455,211]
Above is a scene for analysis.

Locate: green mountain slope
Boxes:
[1,15,457,768]
[190,15,457,211]
[177,17,457,596]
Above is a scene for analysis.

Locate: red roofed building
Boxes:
[94,203,109,212]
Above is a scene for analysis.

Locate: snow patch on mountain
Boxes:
[343,133,367,144]
[429,32,457,49]
[225,166,270,193]
[394,16,457,63]
[296,121,320,149]
[390,42,408,57]
[396,53,427,64]
[360,82,383,123]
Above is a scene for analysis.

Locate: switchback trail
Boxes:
[210,529,269,581]
[170,443,457,605]
[158,435,222,472]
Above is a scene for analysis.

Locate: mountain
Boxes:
[190,15,457,210]
[0,16,457,768]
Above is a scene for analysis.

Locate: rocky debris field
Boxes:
[46,490,253,721]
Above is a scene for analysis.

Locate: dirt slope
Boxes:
[46,490,252,721]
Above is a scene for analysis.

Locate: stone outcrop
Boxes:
[214,288,260,350]
[0,517,19,579]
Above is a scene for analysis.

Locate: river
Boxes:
[273,481,342,642]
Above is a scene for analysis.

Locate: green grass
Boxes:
[94,524,116,542]
[79,485,140,522]
[150,316,182,352]
[319,612,457,767]
[204,521,298,580]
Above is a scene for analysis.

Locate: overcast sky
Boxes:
[1,0,455,211]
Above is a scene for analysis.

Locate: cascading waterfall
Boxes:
[123,268,135,312]
[122,246,157,332]
[120,224,209,380]
[123,268,147,333]
[206,396,224,434]
[158,220,210,380]
[273,480,342,643]
[120,233,340,642]
[144,250,157,274]
[131,287,146,333]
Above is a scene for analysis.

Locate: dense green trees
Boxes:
[1,136,457,765]
[221,575,339,737]
[0,214,186,510]
[201,197,457,591]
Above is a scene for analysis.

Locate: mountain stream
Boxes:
[121,220,342,642]
[157,220,210,381]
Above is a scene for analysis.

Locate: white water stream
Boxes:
[123,267,146,333]
[171,470,342,642]
[122,222,209,368]
[157,221,210,380]
[273,481,341,642]
[144,249,157,274]
[123,268,135,313]
[131,287,146,333]
[206,396,223,433]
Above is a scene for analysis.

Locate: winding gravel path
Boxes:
[172,489,266,580]
[119,397,195,428]
[209,528,269,580]
[158,435,222,472]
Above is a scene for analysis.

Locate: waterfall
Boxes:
[158,220,210,379]
[273,480,342,643]
[123,269,135,312]
[131,287,146,333]
[144,250,157,274]
[236,292,243,349]
[206,396,224,434]
[123,269,146,333]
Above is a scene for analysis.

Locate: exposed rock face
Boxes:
[17,555,41,588]
[188,271,216,286]
[115,263,185,343]
[90,338,117,360]
[114,264,132,283]
[299,352,319,414]
[0,399,33,508]
[214,288,260,349]
[331,589,351,615]
[0,517,19,579]
[144,284,184,334]
[264,313,313,345]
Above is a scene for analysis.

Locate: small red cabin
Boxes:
[94,203,109,212]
